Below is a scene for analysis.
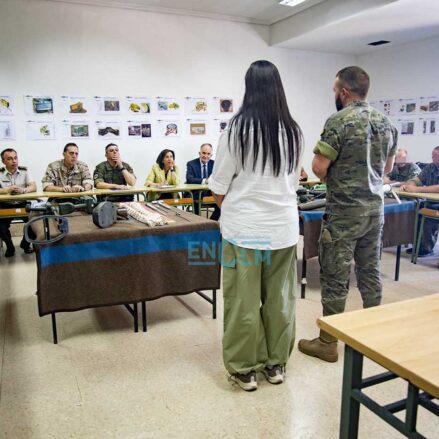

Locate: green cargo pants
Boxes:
[319,214,384,316]
[222,241,297,375]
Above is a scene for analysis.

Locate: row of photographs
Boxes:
[0,95,235,117]
[0,119,231,141]
[370,95,439,116]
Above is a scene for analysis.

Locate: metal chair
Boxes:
[413,207,439,263]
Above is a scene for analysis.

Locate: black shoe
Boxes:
[262,365,285,384]
[5,247,15,257]
[20,241,34,254]
[229,371,257,391]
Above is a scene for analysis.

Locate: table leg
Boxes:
[51,313,58,344]
[395,245,401,281]
[411,199,421,263]
[340,345,363,439]
[212,289,217,319]
[133,302,138,333]
[301,247,307,299]
[405,383,420,434]
[142,301,147,332]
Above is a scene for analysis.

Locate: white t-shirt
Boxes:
[209,128,301,250]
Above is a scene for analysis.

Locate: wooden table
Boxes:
[318,294,439,438]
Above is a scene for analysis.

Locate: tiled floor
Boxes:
[0,238,438,438]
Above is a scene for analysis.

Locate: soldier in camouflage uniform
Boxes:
[384,149,421,184]
[42,143,93,193]
[298,66,398,362]
[401,146,439,255]
[93,143,136,202]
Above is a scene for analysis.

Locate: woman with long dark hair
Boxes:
[209,60,303,391]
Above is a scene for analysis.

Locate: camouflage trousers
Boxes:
[319,214,384,316]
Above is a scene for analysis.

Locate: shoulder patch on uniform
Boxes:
[0,167,5,172]
[18,166,28,171]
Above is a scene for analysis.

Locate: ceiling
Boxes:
[45,0,439,55]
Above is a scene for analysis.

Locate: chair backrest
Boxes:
[162,197,193,207]
[419,207,439,219]
[201,196,215,204]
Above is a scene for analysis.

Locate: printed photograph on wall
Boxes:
[95,121,122,138]
[212,97,234,114]
[158,119,180,137]
[419,118,438,135]
[127,121,152,138]
[0,120,16,140]
[0,96,14,115]
[62,120,90,139]
[156,97,182,115]
[397,98,417,114]
[419,96,439,113]
[126,97,152,114]
[214,119,229,133]
[24,95,55,115]
[186,97,208,115]
[61,96,89,114]
[398,119,415,136]
[189,121,207,136]
[26,120,56,140]
[95,96,121,115]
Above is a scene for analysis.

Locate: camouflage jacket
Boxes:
[93,161,135,186]
[387,162,421,182]
[314,100,398,216]
[412,163,439,187]
[42,160,93,190]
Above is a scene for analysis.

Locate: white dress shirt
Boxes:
[209,128,301,250]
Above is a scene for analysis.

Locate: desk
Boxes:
[299,200,416,298]
[318,294,439,438]
[32,209,221,343]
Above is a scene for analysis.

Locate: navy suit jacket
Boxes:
[186,158,214,184]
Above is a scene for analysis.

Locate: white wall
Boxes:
[359,36,439,163]
[0,0,354,189]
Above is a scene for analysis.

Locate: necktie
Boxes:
[202,164,207,179]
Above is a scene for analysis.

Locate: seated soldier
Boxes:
[0,148,37,257]
[42,143,93,193]
[93,143,136,202]
[384,148,421,184]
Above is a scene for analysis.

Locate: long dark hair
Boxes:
[229,60,302,176]
[156,149,175,170]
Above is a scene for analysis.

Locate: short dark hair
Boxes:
[63,142,78,153]
[105,143,118,153]
[156,149,175,170]
[336,66,370,98]
[1,148,16,160]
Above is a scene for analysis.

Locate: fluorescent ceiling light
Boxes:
[279,0,308,7]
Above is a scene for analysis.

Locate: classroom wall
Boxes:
[0,0,354,188]
[358,36,439,163]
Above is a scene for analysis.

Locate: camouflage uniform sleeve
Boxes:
[80,163,93,188]
[407,163,421,181]
[42,162,57,189]
[93,162,105,185]
[389,124,398,157]
[411,165,427,186]
[313,116,341,162]
[124,162,136,179]
[386,166,397,181]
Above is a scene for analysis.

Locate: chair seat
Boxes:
[419,208,439,219]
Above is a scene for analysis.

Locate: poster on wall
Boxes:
[185,97,208,115]
[157,119,180,137]
[0,120,16,140]
[94,96,121,115]
[127,120,152,138]
[24,95,54,116]
[419,117,438,135]
[126,97,152,115]
[397,119,416,136]
[61,96,90,115]
[214,119,229,134]
[213,97,234,114]
[95,120,122,138]
[187,120,207,136]
[26,120,56,140]
[419,96,439,113]
[62,120,90,139]
[397,98,417,115]
[156,97,182,115]
[0,96,14,116]
[372,99,397,117]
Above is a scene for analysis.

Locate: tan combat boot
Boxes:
[298,330,338,362]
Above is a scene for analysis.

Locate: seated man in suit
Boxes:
[186,143,220,220]
[0,148,37,257]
